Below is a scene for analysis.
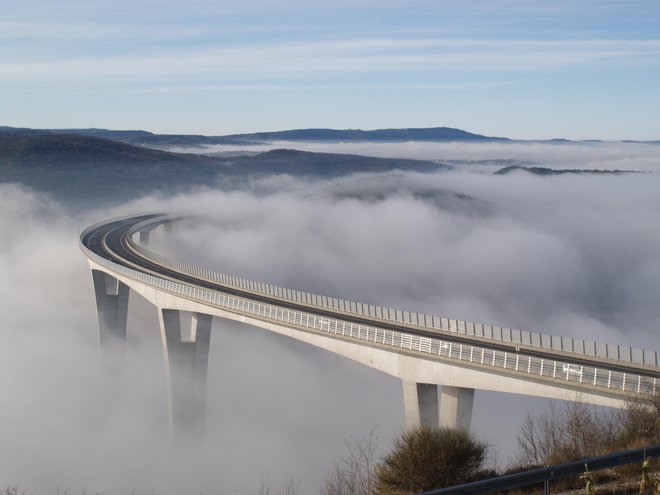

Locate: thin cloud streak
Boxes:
[0,20,296,42]
[3,0,659,139]
[135,80,514,94]
[2,38,659,82]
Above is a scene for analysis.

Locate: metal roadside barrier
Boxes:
[420,444,660,495]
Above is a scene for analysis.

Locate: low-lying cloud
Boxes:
[1,141,659,493]
[181,140,660,172]
[150,169,660,348]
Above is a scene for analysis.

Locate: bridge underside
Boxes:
[402,381,475,429]
[89,262,631,436]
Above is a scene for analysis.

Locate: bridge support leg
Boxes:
[138,230,150,246]
[402,380,439,429]
[91,270,129,350]
[158,308,212,438]
[439,386,474,429]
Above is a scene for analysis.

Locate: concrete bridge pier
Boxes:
[136,218,176,247]
[402,380,439,428]
[137,222,166,246]
[439,386,474,429]
[136,222,173,247]
[91,269,129,350]
[403,380,475,430]
[138,230,150,246]
[158,308,213,438]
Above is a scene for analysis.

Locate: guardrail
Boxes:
[420,444,660,495]
[126,227,658,368]
[82,240,658,399]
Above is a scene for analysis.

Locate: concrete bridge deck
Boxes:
[80,213,659,435]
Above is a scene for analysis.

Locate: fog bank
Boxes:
[169,140,660,172]
[1,142,659,493]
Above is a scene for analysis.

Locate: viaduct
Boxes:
[80,213,660,435]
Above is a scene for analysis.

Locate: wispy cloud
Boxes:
[132,80,514,94]
[2,0,659,138]
[0,20,294,43]
[2,37,659,84]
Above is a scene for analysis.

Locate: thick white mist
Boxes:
[1,141,659,493]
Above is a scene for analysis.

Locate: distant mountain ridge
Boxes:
[0,126,246,146]
[0,132,448,207]
[0,125,507,146]
[0,132,210,165]
[222,127,510,142]
[0,129,647,211]
[2,125,658,146]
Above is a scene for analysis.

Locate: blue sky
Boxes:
[2,0,659,139]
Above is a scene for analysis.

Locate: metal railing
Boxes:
[420,444,660,495]
[82,241,658,400]
[127,231,659,368]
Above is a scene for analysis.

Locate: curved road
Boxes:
[80,214,660,381]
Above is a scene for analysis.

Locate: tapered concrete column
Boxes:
[402,380,439,429]
[138,230,150,246]
[158,308,212,438]
[439,386,474,429]
[91,270,129,350]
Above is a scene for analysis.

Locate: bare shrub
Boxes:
[320,426,379,495]
[517,402,616,466]
[258,474,300,495]
[615,396,660,449]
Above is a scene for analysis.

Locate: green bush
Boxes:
[376,426,488,494]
